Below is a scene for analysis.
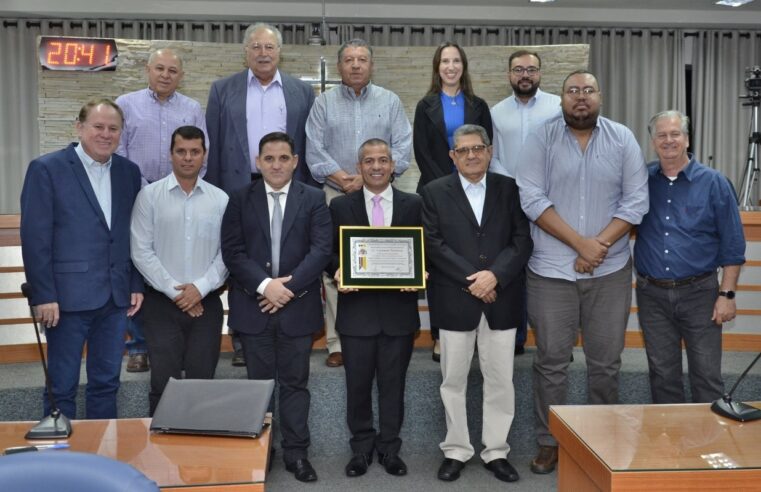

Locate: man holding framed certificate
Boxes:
[329,138,423,478]
[421,124,532,484]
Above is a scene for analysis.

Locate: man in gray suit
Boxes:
[205,22,315,192]
[205,22,315,365]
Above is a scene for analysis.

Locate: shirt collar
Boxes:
[147,87,177,103]
[166,171,205,195]
[363,184,393,203]
[340,82,372,100]
[654,154,697,182]
[264,179,292,195]
[75,142,112,168]
[247,69,282,89]
[511,87,544,109]
[458,172,486,191]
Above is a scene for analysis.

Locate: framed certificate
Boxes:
[338,226,426,289]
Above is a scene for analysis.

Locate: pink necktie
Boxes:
[372,195,384,226]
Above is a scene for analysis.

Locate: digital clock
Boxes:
[38,36,118,71]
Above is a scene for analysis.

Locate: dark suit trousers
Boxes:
[340,332,414,456]
[142,287,223,415]
[239,316,313,464]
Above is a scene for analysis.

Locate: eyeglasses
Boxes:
[247,43,279,53]
[565,87,598,97]
[453,145,488,157]
[510,66,540,76]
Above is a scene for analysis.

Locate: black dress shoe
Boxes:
[285,458,318,482]
[484,458,519,482]
[345,453,372,477]
[378,453,407,476]
[231,349,246,367]
[437,458,465,481]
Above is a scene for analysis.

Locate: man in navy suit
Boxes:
[328,139,422,478]
[20,98,144,420]
[221,132,332,483]
[205,22,315,366]
[205,22,315,192]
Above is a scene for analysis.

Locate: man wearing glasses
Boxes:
[205,22,315,366]
[516,70,648,475]
[421,124,532,484]
[490,50,560,356]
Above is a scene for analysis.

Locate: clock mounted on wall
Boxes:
[38,36,118,71]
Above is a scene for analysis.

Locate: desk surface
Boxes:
[0,418,271,489]
[551,403,761,472]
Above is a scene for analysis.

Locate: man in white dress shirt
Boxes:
[130,125,229,415]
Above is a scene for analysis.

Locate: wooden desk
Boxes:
[0,417,271,491]
[550,403,761,491]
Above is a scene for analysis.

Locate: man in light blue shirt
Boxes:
[489,50,561,355]
[516,70,648,475]
[490,50,561,179]
[130,125,228,415]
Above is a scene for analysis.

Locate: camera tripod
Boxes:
[739,94,761,210]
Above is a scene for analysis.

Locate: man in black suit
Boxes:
[421,124,532,484]
[221,132,332,483]
[328,139,422,478]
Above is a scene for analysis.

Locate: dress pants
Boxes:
[636,271,723,403]
[527,261,632,447]
[439,314,516,463]
[239,315,313,464]
[341,332,414,456]
[125,311,147,356]
[142,287,223,415]
[321,185,344,354]
[44,297,127,419]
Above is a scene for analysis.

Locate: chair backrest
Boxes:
[0,451,159,492]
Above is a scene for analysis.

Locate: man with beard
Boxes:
[490,50,560,179]
[489,50,560,355]
[516,70,649,475]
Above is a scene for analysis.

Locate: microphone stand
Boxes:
[20,283,72,439]
[711,352,761,422]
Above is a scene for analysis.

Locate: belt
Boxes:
[144,284,226,296]
[643,271,713,289]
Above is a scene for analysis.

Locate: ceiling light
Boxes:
[530,0,557,3]
[715,0,754,6]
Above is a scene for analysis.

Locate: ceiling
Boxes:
[2,0,761,28]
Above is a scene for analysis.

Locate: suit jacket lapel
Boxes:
[424,96,448,145]
[480,173,501,228]
[68,145,109,229]
[109,157,124,231]
[232,70,252,169]
[445,175,480,229]
[282,74,298,136]
[251,180,271,244]
[390,187,404,226]
[280,181,303,243]
[350,190,370,226]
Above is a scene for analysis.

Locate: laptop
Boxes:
[150,378,274,438]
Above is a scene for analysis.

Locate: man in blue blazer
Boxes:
[20,98,144,420]
[221,132,332,483]
[205,22,316,194]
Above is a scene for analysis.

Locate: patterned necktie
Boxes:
[371,195,384,226]
[270,191,283,277]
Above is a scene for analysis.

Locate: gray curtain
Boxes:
[692,30,761,199]
[0,18,688,213]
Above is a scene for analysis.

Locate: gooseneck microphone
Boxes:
[711,352,761,422]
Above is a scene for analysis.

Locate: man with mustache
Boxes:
[516,70,649,475]
[205,22,315,366]
[489,50,560,356]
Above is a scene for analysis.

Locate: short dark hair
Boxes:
[259,131,295,155]
[509,50,542,69]
[78,98,124,126]
[562,70,599,91]
[357,138,391,162]
[426,42,474,100]
[170,125,206,152]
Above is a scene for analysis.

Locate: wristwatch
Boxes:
[718,290,736,300]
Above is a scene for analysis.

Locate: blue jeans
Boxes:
[635,271,723,403]
[125,310,147,356]
[44,297,127,419]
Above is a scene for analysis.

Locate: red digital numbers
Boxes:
[39,37,117,71]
